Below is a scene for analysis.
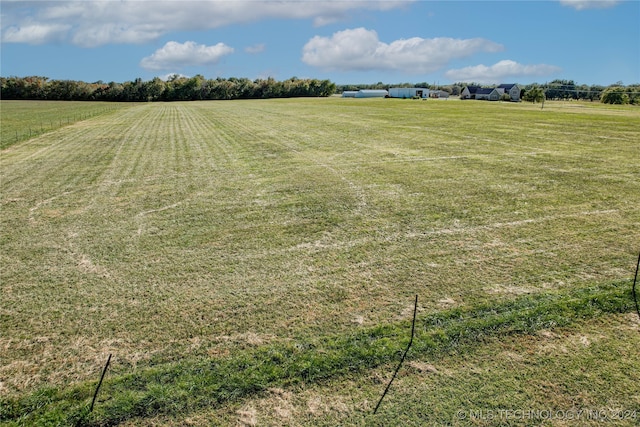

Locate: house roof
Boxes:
[497,83,518,89]
[464,85,481,93]
[475,88,498,95]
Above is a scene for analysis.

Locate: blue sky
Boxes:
[1,0,638,85]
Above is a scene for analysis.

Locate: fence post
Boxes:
[90,353,112,413]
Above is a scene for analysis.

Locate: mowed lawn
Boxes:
[1,98,639,425]
[0,100,128,149]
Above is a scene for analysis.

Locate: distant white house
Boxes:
[496,83,521,101]
[354,89,389,98]
[460,85,481,100]
[461,84,521,101]
[475,88,501,101]
[388,87,430,99]
[429,90,450,99]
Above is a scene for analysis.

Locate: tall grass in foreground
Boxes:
[0,281,633,425]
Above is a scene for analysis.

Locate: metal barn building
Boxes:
[388,87,430,99]
[342,91,358,97]
[354,89,389,98]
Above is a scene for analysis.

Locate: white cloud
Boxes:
[1,1,414,47]
[1,23,70,44]
[140,41,234,71]
[445,60,562,84]
[160,73,190,81]
[559,0,620,10]
[302,28,503,74]
[245,43,266,54]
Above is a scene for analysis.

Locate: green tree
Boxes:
[628,84,640,105]
[143,77,166,101]
[601,86,629,104]
[523,86,545,104]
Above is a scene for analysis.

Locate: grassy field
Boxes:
[0,101,131,149]
[1,98,639,425]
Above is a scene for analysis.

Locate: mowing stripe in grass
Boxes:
[0,281,633,426]
[0,101,132,150]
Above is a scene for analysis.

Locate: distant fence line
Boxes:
[5,107,119,146]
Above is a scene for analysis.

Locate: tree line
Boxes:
[2,75,638,104]
[0,75,337,102]
[525,80,640,104]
